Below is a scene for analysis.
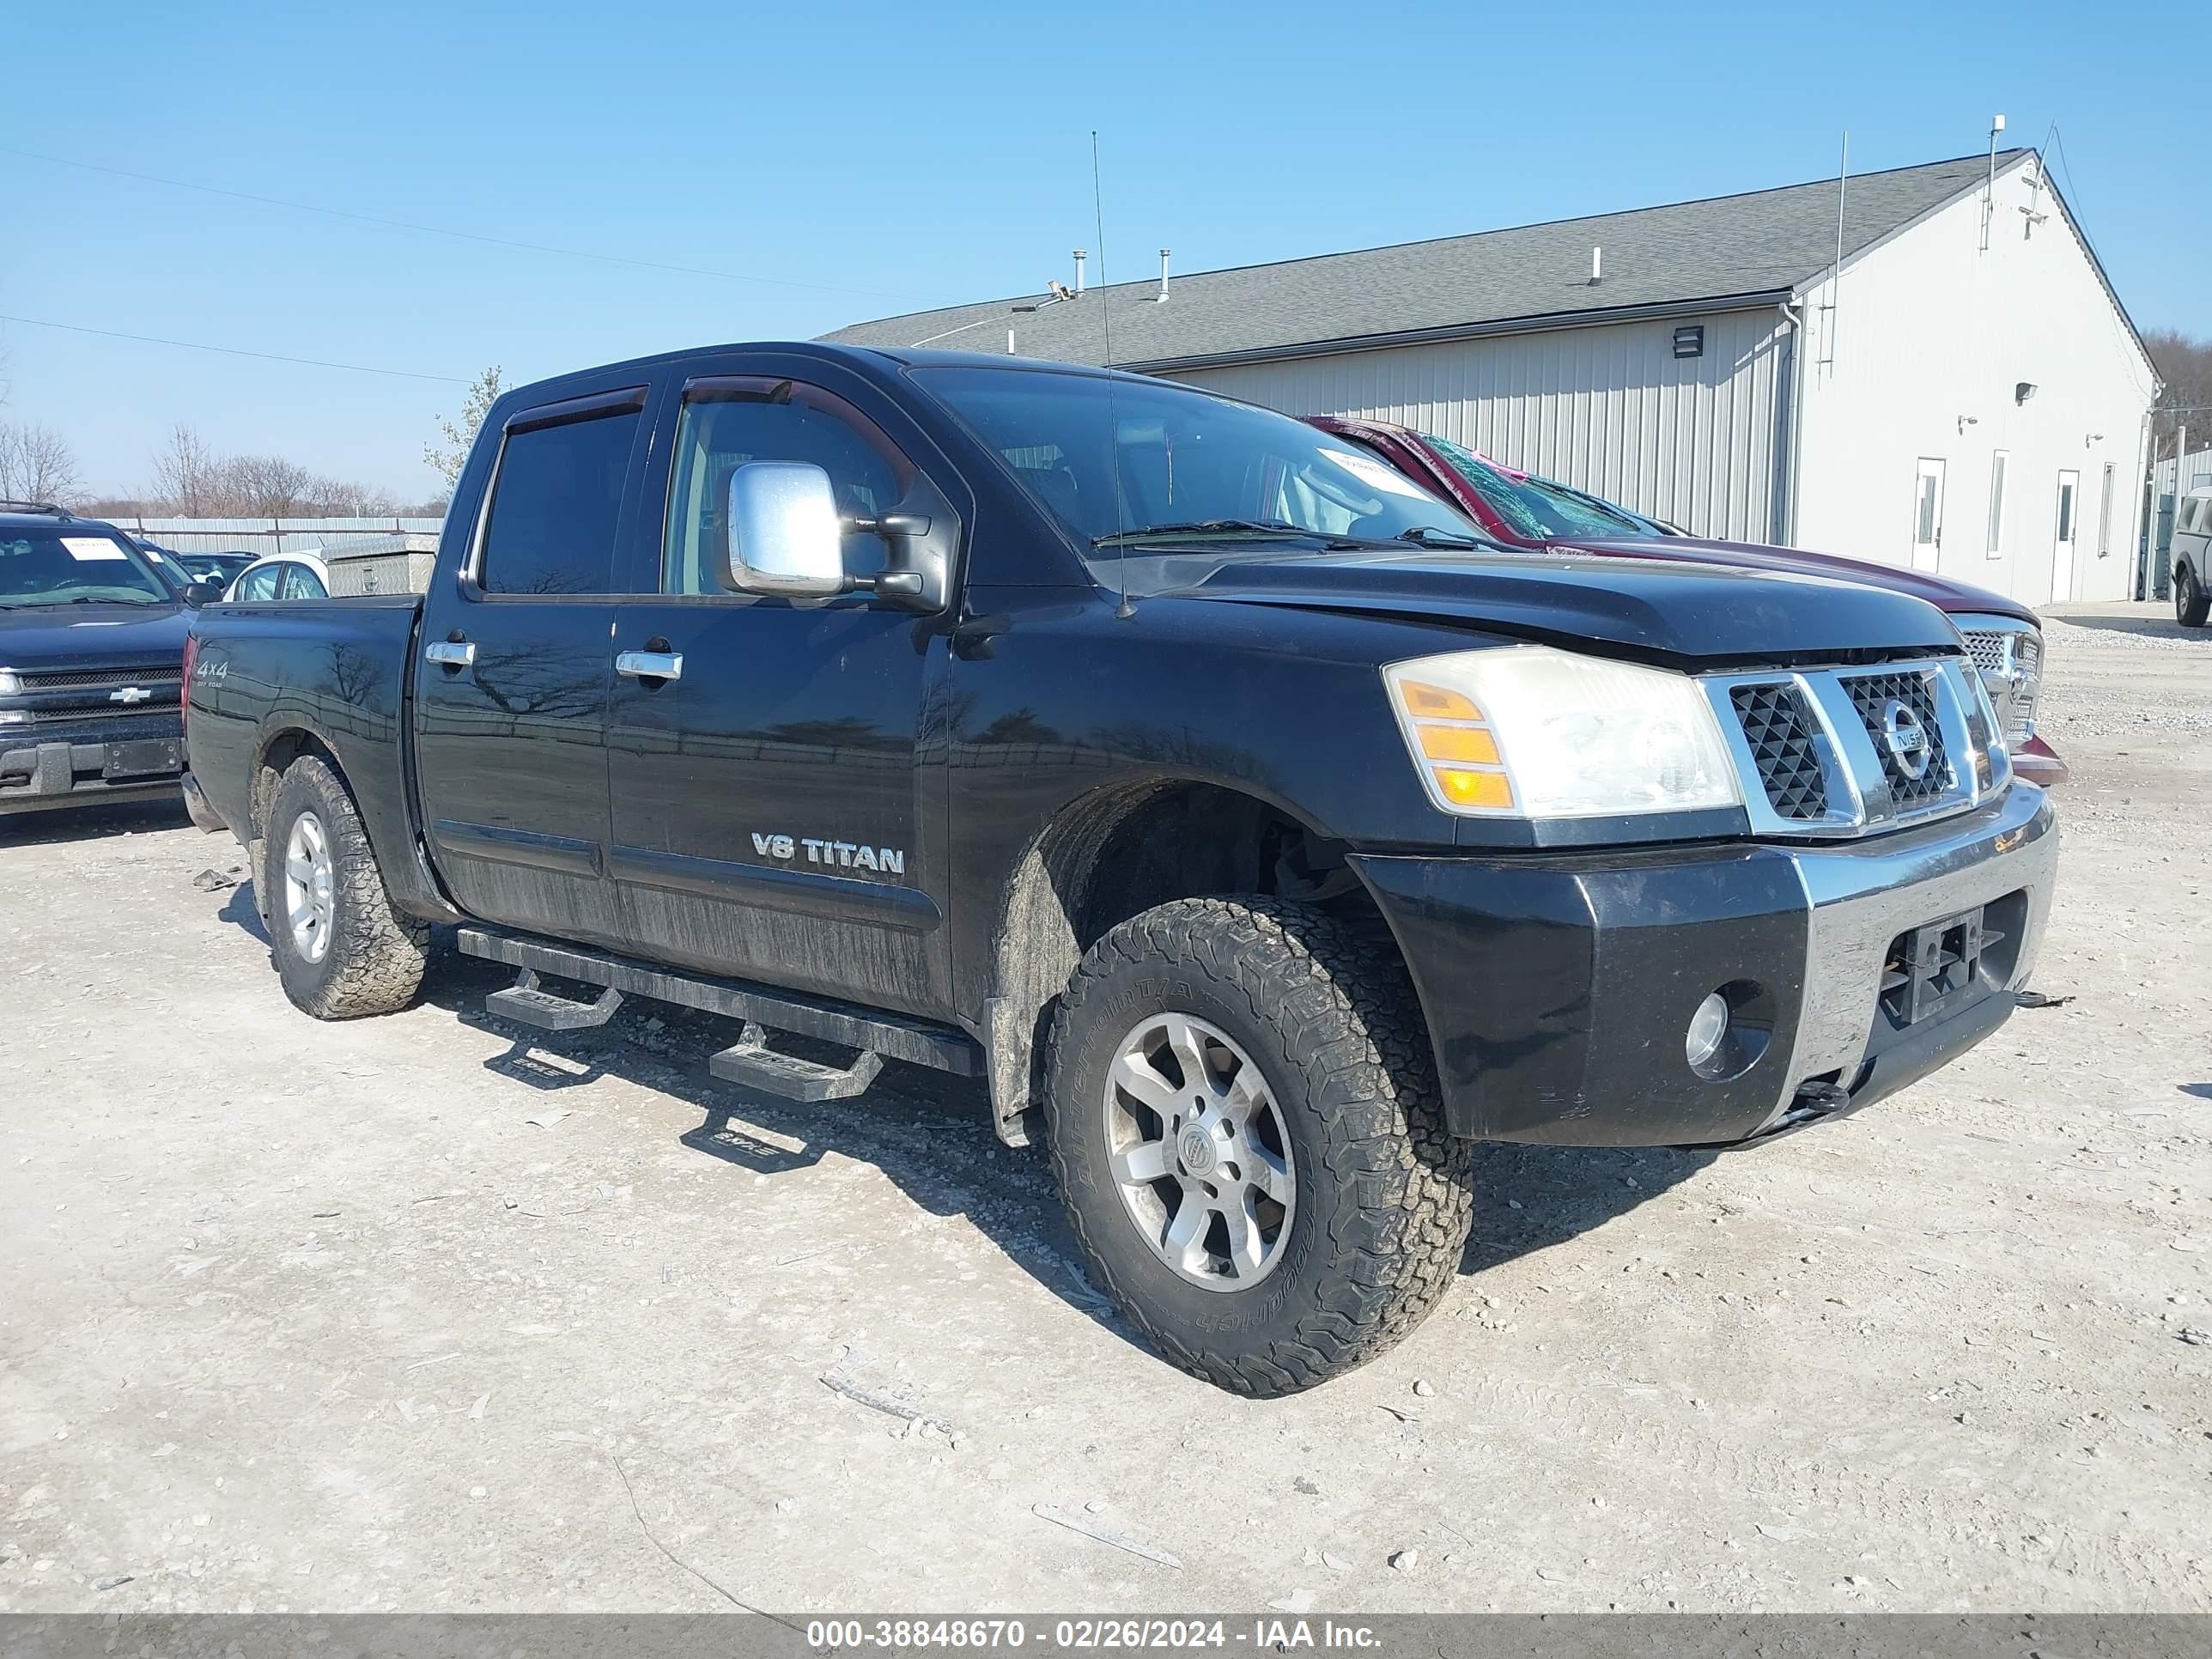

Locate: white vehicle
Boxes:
[2175,487,2212,628]
[224,552,330,603]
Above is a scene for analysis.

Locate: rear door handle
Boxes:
[424,641,476,668]
[616,650,683,681]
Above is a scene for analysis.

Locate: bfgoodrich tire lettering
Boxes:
[1045,896,1474,1395]
[264,755,428,1019]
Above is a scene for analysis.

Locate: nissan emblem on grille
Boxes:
[1881,698,1931,779]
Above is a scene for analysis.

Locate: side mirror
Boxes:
[724,461,847,598]
[180,580,228,608]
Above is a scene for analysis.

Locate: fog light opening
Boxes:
[1686,979,1773,1082]
[1686,993,1730,1071]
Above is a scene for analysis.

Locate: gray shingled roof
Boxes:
[824,151,2030,371]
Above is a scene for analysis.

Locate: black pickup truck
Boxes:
[184,343,2058,1394]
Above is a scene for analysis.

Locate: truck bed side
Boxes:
[185,594,456,921]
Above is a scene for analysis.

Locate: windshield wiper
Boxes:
[1092,520,1359,548]
[1393,526,1485,550]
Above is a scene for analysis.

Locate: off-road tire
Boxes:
[264,755,428,1019]
[1044,896,1474,1395]
[2177,565,2209,629]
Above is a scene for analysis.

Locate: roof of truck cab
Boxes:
[498,340,1169,402]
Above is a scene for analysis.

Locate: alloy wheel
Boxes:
[1102,1012,1297,1291]
[283,810,337,965]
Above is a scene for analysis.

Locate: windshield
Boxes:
[1424,434,1661,541]
[0,528,174,608]
[913,366,1481,580]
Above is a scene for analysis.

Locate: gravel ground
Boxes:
[1,601,2206,1614]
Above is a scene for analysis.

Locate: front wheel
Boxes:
[2178,566,2209,628]
[263,755,428,1019]
[1044,896,1474,1395]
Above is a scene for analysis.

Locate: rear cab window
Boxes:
[476,397,644,596]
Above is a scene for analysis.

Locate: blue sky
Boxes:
[3,0,2201,500]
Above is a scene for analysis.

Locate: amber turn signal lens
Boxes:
[1418,725,1501,764]
[1435,768,1514,809]
[1398,680,1482,721]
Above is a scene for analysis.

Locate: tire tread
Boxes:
[1044,896,1474,1395]
[265,756,428,1020]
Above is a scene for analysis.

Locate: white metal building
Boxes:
[828,150,2156,606]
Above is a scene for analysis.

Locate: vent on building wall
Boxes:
[1673,325,1705,359]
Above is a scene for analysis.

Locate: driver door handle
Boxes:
[424,640,476,668]
[616,650,683,682]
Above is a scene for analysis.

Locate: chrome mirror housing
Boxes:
[724,461,846,598]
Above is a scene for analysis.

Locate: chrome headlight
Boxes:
[1958,617,2043,746]
[1384,645,1742,818]
[0,668,21,696]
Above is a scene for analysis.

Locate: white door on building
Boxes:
[2051,469,2080,602]
[1911,458,1947,570]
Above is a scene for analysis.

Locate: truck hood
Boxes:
[1554,535,2037,625]
[0,604,191,668]
[1169,549,1964,667]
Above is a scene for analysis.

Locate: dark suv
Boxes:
[1,502,202,817]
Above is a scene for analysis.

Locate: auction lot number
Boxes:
[808,1622,1235,1650]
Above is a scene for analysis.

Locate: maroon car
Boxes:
[1310,416,2065,787]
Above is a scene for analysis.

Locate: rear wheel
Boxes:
[263,755,428,1019]
[1045,896,1474,1395]
[2178,566,2209,628]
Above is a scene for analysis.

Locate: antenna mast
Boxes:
[1092,130,1133,619]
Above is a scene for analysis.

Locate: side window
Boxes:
[283,563,327,599]
[478,407,641,595]
[661,385,910,596]
[238,564,282,601]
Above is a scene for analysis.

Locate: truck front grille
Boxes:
[1960,624,2042,743]
[15,664,177,690]
[1706,658,2002,839]
[1729,683,1827,820]
[23,700,179,724]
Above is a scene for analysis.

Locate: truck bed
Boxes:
[185,594,437,913]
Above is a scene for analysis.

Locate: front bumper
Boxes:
[0,719,185,817]
[1353,782,2057,1146]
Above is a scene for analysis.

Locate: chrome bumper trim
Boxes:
[1767,781,2057,1124]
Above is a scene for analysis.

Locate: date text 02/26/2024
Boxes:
[802,1621,1383,1652]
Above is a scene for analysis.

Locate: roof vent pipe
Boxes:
[1158,248,1171,301]
[1589,246,1602,285]
[1073,249,1086,295]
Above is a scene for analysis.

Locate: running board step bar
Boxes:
[486,970,624,1030]
[455,925,983,1078]
[710,1024,884,1103]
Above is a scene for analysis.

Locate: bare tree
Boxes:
[2148,329,2212,459]
[307,474,400,517]
[150,423,220,514]
[116,423,436,520]
[424,366,505,489]
[219,453,316,516]
[0,421,86,506]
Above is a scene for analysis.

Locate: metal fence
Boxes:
[2142,448,2212,599]
[106,515,446,561]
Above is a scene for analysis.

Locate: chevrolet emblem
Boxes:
[110,686,152,705]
